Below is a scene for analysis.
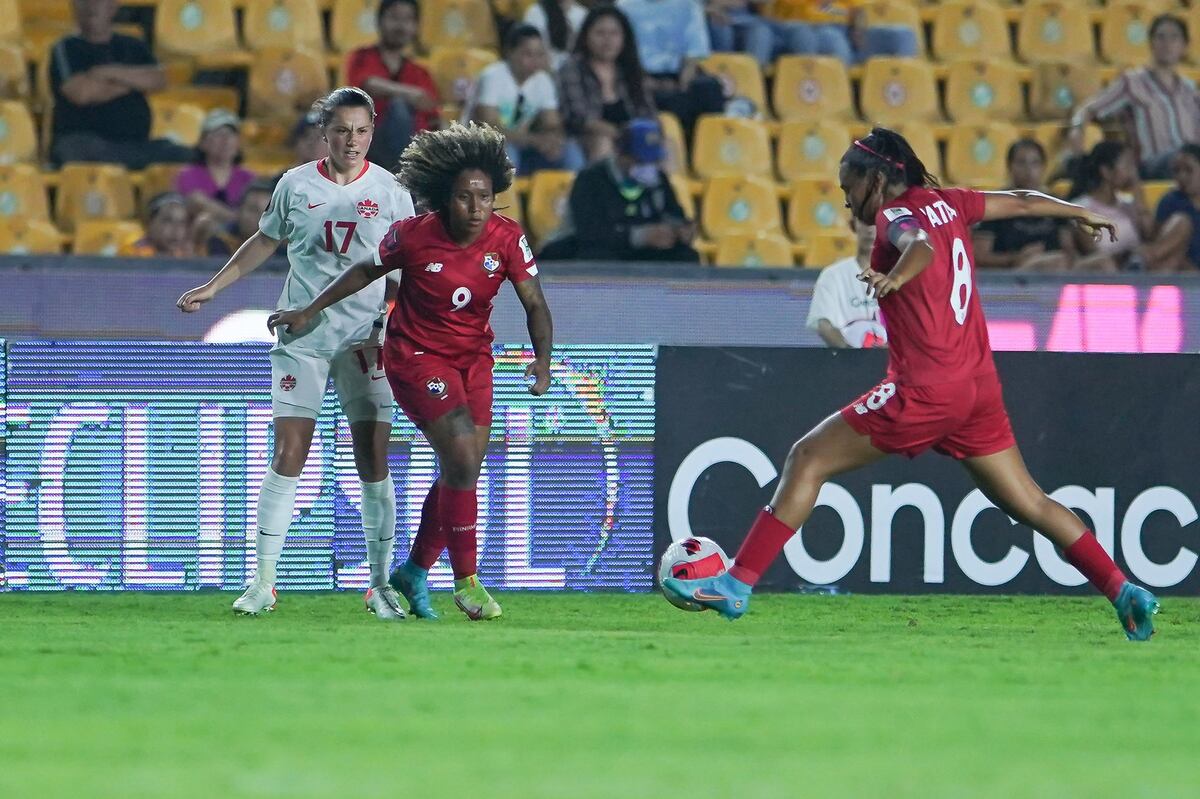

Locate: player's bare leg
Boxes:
[233,417,315,615]
[663,413,887,618]
[962,446,1159,640]
[350,420,404,620]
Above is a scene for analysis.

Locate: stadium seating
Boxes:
[152,86,243,115]
[0,100,37,164]
[154,0,245,64]
[889,124,943,178]
[668,174,697,220]
[775,119,852,182]
[421,0,498,52]
[329,0,379,54]
[243,0,324,53]
[149,98,207,147]
[771,56,853,122]
[525,169,574,246]
[713,232,795,268]
[136,164,186,212]
[72,220,145,256]
[943,59,1025,124]
[1016,1,1094,64]
[804,232,857,268]
[53,164,137,232]
[1099,0,1162,67]
[860,0,925,57]
[494,184,523,226]
[658,111,689,175]
[0,42,29,99]
[700,175,781,239]
[944,122,1021,188]
[930,0,1011,63]
[700,53,767,117]
[1143,180,1175,211]
[0,163,49,220]
[859,58,940,126]
[691,115,772,179]
[427,47,497,109]
[786,178,850,243]
[0,217,61,253]
[1029,61,1103,121]
[248,48,331,121]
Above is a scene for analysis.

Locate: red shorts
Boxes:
[840,371,1016,459]
[384,343,494,429]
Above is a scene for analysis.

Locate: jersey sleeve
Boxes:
[375,219,408,270]
[507,228,539,283]
[258,176,291,240]
[942,187,987,226]
[877,205,922,249]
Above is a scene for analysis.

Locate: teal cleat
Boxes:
[1113,582,1159,641]
[389,560,439,620]
[661,572,752,620]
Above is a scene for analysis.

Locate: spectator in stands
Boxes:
[617,0,727,134]
[974,139,1114,272]
[525,0,589,70]
[122,192,193,258]
[765,0,918,65]
[290,110,328,165]
[557,6,657,163]
[345,0,440,170]
[1069,14,1200,180]
[1069,140,1193,272]
[174,110,257,227]
[707,1,777,68]
[195,178,276,257]
[49,0,193,168]
[464,24,584,175]
[806,220,886,348]
[1155,144,1200,271]
[541,117,698,261]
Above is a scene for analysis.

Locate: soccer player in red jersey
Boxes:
[664,127,1162,641]
[268,123,553,621]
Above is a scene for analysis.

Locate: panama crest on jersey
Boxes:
[426,377,447,396]
[482,252,501,273]
[357,198,379,218]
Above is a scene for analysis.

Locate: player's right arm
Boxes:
[176,231,284,312]
[266,256,390,334]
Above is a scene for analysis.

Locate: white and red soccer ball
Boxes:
[658,537,731,611]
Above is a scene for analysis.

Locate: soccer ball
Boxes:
[658,537,731,611]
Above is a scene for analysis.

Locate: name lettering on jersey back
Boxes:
[921,200,958,227]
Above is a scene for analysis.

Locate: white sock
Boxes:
[254,468,299,587]
[361,474,396,588]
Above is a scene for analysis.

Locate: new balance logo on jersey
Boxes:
[279,374,297,391]
[425,262,443,272]
[482,253,500,273]
[357,199,379,218]
[921,200,958,227]
[426,377,447,396]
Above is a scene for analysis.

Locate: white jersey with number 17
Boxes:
[260,159,416,355]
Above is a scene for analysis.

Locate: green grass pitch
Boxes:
[2,592,1197,799]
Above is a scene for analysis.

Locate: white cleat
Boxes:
[233,581,277,615]
[365,585,407,620]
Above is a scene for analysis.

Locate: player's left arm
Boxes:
[511,274,553,396]
[859,218,933,299]
[980,190,1117,243]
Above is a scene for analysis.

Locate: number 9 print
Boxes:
[451,287,472,311]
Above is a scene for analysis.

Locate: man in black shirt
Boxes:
[49,0,193,168]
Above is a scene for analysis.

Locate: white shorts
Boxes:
[270,341,394,424]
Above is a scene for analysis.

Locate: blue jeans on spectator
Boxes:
[709,9,778,67]
[508,138,586,176]
[781,23,917,65]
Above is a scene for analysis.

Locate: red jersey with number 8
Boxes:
[871,187,994,386]
[375,212,538,360]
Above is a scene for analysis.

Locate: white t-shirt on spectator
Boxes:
[463,61,559,129]
[524,1,589,70]
[806,256,887,348]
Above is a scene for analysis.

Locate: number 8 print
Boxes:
[949,236,972,325]
[451,286,472,311]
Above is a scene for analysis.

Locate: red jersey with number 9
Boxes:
[375,212,538,360]
[871,186,994,387]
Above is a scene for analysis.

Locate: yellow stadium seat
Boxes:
[1022,121,1102,175]
[244,0,324,52]
[0,42,28,98]
[0,100,36,163]
[691,115,772,179]
[860,0,925,57]
[944,59,1025,123]
[0,164,47,220]
[776,119,852,182]
[248,48,331,121]
[658,111,688,175]
[930,0,1012,63]
[149,99,206,147]
[154,86,243,114]
[525,169,574,246]
[1028,61,1102,121]
[494,184,523,227]
[428,47,497,108]
[72,220,145,256]
[700,175,781,239]
[860,58,940,126]
[713,232,795,267]
[0,217,61,253]
[1099,1,1164,68]
[1016,2,1094,64]
[1143,180,1175,211]
[668,174,697,220]
[421,0,498,52]
[944,122,1020,188]
[136,164,186,211]
[804,232,857,268]
[889,124,943,179]
[0,0,20,45]
[771,56,853,122]
[155,0,242,62]
[700,53,767,117]
[18,0,67,24]
[330,0,378,53]
[786,178,850,243]
[53,163,137,232]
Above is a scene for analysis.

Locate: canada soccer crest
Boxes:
[279,374,297,391]
[426,377,447,396]
[481,252,500,273]
[356,198,379,218]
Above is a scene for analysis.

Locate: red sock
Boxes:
[728,507,797,587]
[408,482,445,570]
[1064,531,1126,601]
[440,485,478,579]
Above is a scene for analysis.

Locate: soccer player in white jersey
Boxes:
[177,87,416,619]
